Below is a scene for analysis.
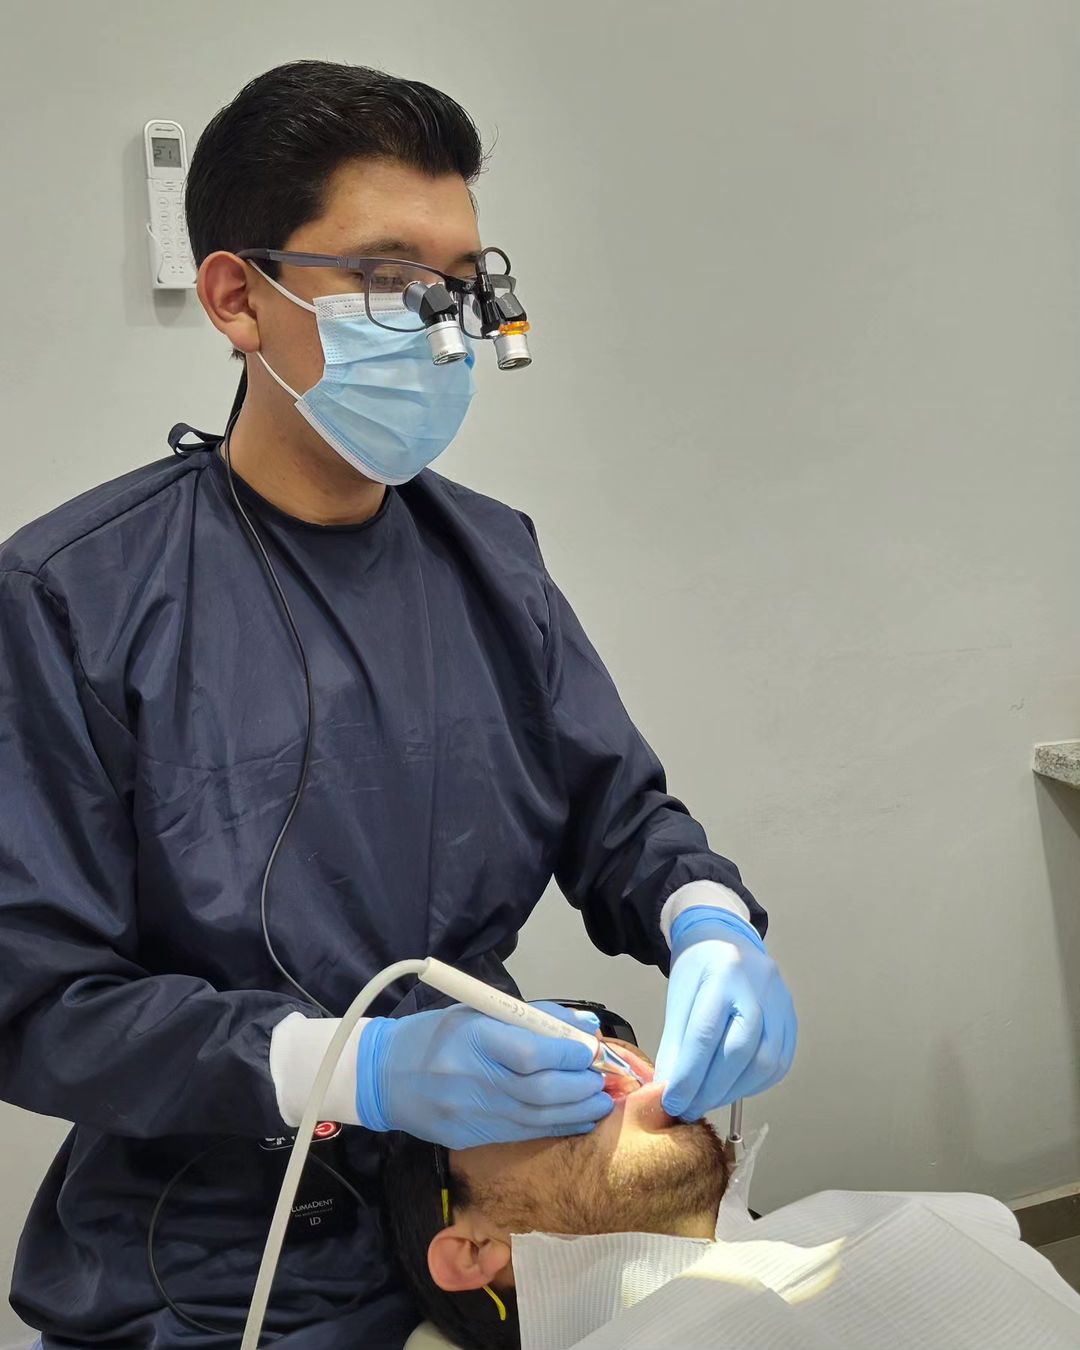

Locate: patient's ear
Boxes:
[428,1223,512,1292]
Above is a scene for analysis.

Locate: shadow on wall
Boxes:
[1036,776,1080,1117]
[927,781,1080,1200]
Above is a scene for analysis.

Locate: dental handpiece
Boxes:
[418,958,643,1084]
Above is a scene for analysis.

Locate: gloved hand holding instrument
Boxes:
[355,998,620,1149]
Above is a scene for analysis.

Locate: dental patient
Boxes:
[381,1041,715,1350]
[382,1042,1080,1350]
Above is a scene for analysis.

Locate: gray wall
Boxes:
[1,0,1078,1341]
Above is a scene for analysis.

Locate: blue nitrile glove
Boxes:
[655,906,797,1120]
[355,1001,614,1149]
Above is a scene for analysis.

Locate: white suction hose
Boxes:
[240,958,427,1350]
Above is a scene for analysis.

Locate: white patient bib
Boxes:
[512,1127,1080,1350]
[511,1129,765,1350]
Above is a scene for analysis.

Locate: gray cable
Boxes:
[220,422,331,1017]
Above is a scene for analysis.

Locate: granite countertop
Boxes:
[1033,742,1080,789]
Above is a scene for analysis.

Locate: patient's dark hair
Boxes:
[381,1132,521,1350]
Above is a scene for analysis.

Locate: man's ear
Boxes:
[196,252,261,356]
[428,1222,512,1293]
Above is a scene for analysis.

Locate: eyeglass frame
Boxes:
[235,245,517,333]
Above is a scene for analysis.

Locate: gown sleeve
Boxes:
[0,569,310,1138]
[538,563,767,971]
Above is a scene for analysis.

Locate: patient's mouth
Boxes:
[600,1041,654,1095]
[621,1081,679,1131]
[597,1039,679,1128]
[602,1070,640,1099]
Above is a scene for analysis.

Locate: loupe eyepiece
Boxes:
[403,281,469,365]
[493,293,532,370]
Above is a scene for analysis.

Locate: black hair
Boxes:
[185,59,485,273]
[380,1132,521,1350]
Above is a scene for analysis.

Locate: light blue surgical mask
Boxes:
[253,267,476,486]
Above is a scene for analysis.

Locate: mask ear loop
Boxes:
[256,351,302,402]
[244,261,313,401]
[435,1146,508,1322]
[248,261,318,312]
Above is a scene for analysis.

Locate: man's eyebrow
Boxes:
[341,238,413,258]
[341,239,482,268]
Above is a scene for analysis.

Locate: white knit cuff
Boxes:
[659,880,752,948]
[268,1011,370,1129]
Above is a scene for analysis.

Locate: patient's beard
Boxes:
[473,1119,729,1240]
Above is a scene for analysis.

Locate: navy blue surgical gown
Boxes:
[0,429,763,1348]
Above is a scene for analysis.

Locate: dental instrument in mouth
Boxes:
[417,959,644,1085]
[593,1041,644,1084]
